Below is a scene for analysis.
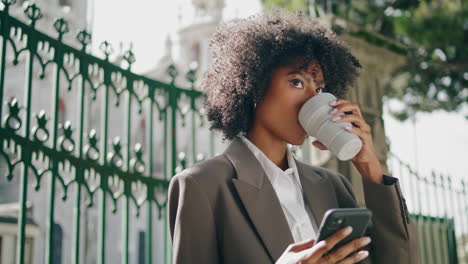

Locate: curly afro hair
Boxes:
[202,8,362,140]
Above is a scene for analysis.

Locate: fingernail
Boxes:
[357,251,369,260]
[360,237,371,246]
[343,226,353,235]
[345,126,352,130]
[330,108,338,114]
[316,240,327,248]
[329,100,337,106]
[331,115,341,122]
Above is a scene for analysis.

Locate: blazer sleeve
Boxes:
[339,174,419,264]
[168,172,219,264]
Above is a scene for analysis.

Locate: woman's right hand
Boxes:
[276,226,371,264]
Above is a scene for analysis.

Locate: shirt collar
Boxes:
[238,135,302,188]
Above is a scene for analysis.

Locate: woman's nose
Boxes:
[299,89,318,109]
[306,87,320,100]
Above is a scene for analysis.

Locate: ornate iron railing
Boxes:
[388,152,468,264]
[0,1,210,264]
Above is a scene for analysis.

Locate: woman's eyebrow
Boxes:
[287,70,311,83]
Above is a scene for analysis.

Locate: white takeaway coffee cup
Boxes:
[298,93,362,161]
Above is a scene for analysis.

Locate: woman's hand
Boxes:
[311,99,383,184]
[276,227,370,264]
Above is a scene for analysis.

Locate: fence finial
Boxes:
[53,18,69,41]
[166,64,178,84]
[23,2,43,28]
[123,47,136,71]
[186,61,198,89]
[99,41,114,61]
[77,30,92,52]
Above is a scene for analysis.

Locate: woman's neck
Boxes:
[246,126,289,170]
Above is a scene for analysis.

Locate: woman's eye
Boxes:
[290,79,304,89]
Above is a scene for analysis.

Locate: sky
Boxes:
[92,0,468,181]
[91,0,262,73]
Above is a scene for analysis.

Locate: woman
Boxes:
[168,9,418,264]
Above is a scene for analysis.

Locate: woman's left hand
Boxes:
[311,99,384,184]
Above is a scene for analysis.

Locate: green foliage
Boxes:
[387,0,467,120]
[263,0,309,13]
[262,0,468,120]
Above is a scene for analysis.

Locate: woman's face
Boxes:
[254,58,325,146]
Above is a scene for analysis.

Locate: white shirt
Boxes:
[239,135,317,242]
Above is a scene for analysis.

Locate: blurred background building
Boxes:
[0,0,466,263]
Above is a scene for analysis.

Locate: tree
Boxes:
[262,0,468,120]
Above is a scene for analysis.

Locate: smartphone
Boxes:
[315,208,372,253]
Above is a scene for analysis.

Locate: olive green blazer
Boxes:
[168,137,418,264]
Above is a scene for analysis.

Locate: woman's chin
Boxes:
[289,132,308,146]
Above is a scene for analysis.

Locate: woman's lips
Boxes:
[298,121,307,135]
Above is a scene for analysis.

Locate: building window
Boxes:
[191,42,201,66]
[59,0,71,8]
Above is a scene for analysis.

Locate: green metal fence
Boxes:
[388,152,468,264]
[1,1,467,264]
[0,1,213,263]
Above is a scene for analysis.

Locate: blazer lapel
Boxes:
[224,137,294,262]
[295,159,339,227]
